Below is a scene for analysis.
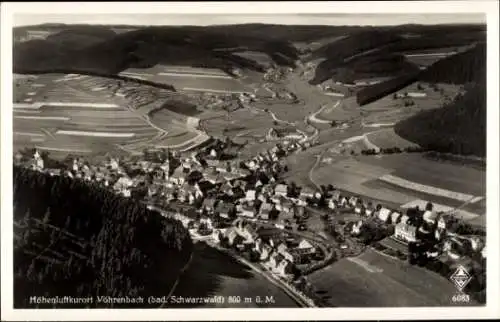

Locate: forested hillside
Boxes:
[419,42,486,84]
[309,25,485,86]
[356,42,486,106]
[13,25,300,75]
[394,79,486,157]
[13,166,193,308]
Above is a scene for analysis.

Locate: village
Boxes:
[15,128,486,303]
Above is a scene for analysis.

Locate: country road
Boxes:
[309,100,342,124]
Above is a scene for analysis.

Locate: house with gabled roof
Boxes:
[215,201,236,219]
[277,259,294,276]
[300,186,315,199]
[238,203,256,218]
[231,185,245,199]
[390,211,402,225]
[202,197,218,214]
[205,159,220,168]
[269,252,285,269]
[354,203,363,214]
[338,195,349,207]
[246,189,257,201]
[329,190,341,201]
[227,229,245,246]
[259,243,273,261]
[394,222,418,243]
[399,214,410,225]
[204,171,224,185]
[423,210,439,225]
[169,167,187,185]
[259,202,274,220]
[327,198,338,210]
[280,198,294,213]
[219,182,234,196]
[298,239,316,252]
[296,193,308,206]
[277,242,289,255]
[377,207,392,223]
[274,183,288,197]
[348,196,359,207]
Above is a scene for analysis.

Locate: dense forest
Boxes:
[394,79,486,157]
[392,42,487,157]
[13,166,193,308]
[13,25,299,75]
[309,26,485,86]
[355,71,421,106]
[14,23,485,79]
[419,42,486,84]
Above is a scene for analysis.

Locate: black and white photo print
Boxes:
[1,2,499,321]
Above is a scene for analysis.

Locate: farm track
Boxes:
[309,100,341,124]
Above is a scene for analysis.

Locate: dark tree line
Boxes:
[13,166,193,308]
[395,80,486,157]
[356,71,421,106]
[356,42,485,107]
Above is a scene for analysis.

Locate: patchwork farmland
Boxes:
[119,64,254,94]
[310,152,486,225]
[13,73,211,157]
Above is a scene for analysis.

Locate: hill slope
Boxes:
[356,43,486,106]
[13,166,193,308]
[394,78,486,157]
[13,25,300,75]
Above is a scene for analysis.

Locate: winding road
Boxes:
[308,100,342,124]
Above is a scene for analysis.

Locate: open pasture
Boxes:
[308,249,467,307]
[356,154,486,197]
[315,157,392,184]
[365,128,418,149]
[317,97,362,122]
[202,108,273,138]
[122,65,229,77]
[299,35,348,53]
[153,74,251,94]
[153,131,199,147]
[358,82,462,126]
[148,108,192,130]
[360,81,461,111]
[405,55,445,68]
[254,101,311,124]
[233,51,275,68]
[399,46,463,56]
[310,160,416,206]
[309,150,485,218]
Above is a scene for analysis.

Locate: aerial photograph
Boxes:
[11,12,487,309]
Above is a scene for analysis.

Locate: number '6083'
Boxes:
[452,294,470,303]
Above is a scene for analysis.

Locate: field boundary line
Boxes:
[379,174,479,202]
[346,256,384,273]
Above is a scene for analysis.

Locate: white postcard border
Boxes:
[1,1,499,321]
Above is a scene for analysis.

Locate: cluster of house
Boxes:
[17,149,124,188]
[23,150,45,171]
[216,219,319,277]
[18,128,484,269]
[266,127,306,142]
[341,198,487,262]
[263,67,292,83]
